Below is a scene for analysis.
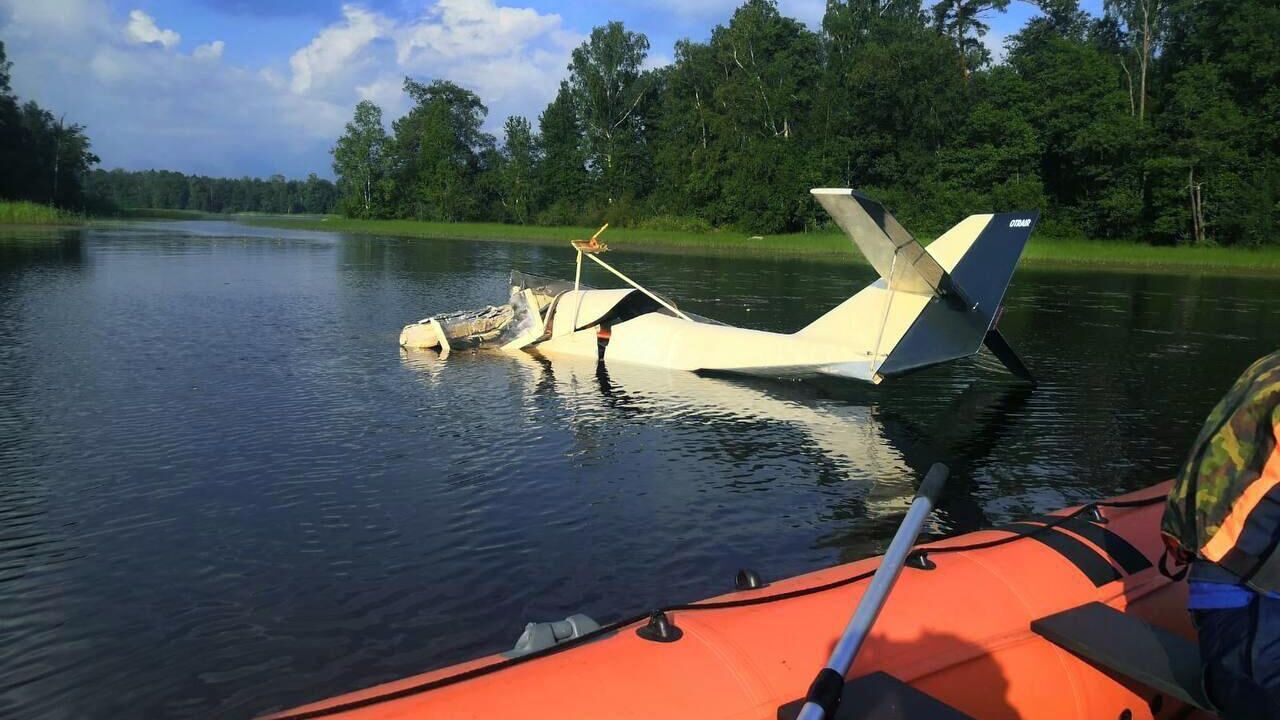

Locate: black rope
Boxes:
[267,491,1166,719]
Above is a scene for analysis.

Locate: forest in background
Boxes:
[0,40,340,217]
[0,40,96,210]
[84,169,339,216]
[3,0,1277,245]
[332,0,1278,246]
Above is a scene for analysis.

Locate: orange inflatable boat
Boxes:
[267,482,1213,720]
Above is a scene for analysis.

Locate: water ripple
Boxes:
[1,224,1277,717]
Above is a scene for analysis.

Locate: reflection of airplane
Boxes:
[404,347,915,515]
[401,348,1031,538]
[401,190,1038,384]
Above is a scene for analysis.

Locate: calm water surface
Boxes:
[1,221,1276,717]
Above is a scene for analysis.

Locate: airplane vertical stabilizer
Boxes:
[803,189,1037,382]
[876,210,1038,378]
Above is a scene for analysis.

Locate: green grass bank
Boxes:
[244,214,1280,273]
[104,208,229,220]
[0,201,83,226]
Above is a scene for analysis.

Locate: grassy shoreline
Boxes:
[244,214,1280,273]
[0,201,83,226]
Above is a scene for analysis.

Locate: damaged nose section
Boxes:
[399,288,547,354]
[399,304,516,353]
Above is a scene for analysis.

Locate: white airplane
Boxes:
[400,189,1038,384]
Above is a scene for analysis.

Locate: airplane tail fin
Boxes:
[803,190,1038,382]
[875,209,1038,381]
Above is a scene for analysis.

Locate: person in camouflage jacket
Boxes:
[1163,350,1280,718]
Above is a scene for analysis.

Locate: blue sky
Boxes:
[0,0,1104,178]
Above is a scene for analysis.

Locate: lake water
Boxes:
[1,221,1276,718]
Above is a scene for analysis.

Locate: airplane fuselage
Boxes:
[535,289,883,382]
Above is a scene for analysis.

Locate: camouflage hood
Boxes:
[1163,351,1280,578]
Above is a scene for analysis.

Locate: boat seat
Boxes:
[1031,601,1211,710]
[776,671,974,720]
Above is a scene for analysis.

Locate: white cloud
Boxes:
[0,0,106,36]
[355,76,408,116]
[289,4,387,94]
[124,9,180,49]
[285,0,578,126]
[0,0,581,177]
[395,0,563,63]
[193,41,225,61]
[389,0,579,126]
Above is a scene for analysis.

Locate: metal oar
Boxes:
[796,463,950,720]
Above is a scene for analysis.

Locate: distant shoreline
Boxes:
[6,206,1278,274]
[242,214,1280,274]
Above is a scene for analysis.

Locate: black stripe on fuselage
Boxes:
[1030,515,1153,576]
[1000,522,1123,587]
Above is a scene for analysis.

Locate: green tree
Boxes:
[649,40,721,218]
[295,0,1278,246]
[934,66,1045,214]
[392,78,493,221]
[0,41,99,209]
[537,81,588,223]
[568,22,653,207]
[931,0,1012,77]
[0,41,18,201]
[816,0,967,229]
[1103,0,1167,124]
[1006,22,1143,237]
[1149,63,1251,244]
[332,100,388,218]
[704,0,821,231]
[498,116,539,224]
[302,173,337,214]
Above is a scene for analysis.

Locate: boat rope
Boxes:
[267,491,1166,720]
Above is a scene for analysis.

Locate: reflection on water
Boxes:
[0,220,1278,718]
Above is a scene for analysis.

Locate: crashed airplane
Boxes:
[399,189,1038,384]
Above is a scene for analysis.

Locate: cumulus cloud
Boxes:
[395,0,563,63]
[285,0,578,124]
[193,40,225,61]
[389,0,579,124]
[0,0,580,177]
[288,4,387,94]
[124,9,181,49]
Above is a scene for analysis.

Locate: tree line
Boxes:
[0,40,98,209]
[84,169,339,215]
[333,0,1278,246]
[0,40,338,216]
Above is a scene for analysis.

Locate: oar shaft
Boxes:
[796,463,949,720]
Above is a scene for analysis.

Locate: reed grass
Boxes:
[0,201,81,225]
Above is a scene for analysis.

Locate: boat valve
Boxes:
[636,610,683,643]
[905,550,936,570]
[507,613,601,658]
[735,568,767,590]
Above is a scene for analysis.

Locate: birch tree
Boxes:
[1104,0,1166,124]
[332,101,388,218]
[567,22,652,205]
